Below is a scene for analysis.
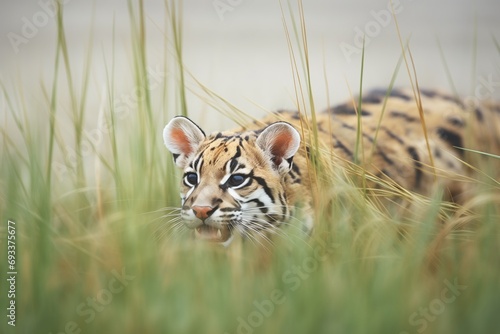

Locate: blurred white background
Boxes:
[1,0,499,131]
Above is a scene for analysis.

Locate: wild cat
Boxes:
[163,88,500,245]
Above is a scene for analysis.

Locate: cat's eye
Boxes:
[227,174,247,188]
[184,172,198,187]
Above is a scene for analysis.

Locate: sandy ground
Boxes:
[1,0,500,132]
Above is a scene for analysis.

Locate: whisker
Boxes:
[242,206,311,234]
[152,216,186,242]
[241,214,313,249]
[239,220,275,251]
[141,207,182,216]
[163,221,188,242]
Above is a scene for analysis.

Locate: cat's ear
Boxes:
[163,116,206,168]
[256,122,301,171]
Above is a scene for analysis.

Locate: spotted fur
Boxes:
[163,88,500,245]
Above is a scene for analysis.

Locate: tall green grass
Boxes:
[1,1,500,334]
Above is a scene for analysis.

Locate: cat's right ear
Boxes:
[163,116,206,168]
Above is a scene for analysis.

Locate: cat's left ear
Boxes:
[256,122,301,171]
[163,116,206,168]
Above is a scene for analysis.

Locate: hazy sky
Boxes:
[1,0,499,129]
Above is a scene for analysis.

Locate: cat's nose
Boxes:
[192,206,214,220]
